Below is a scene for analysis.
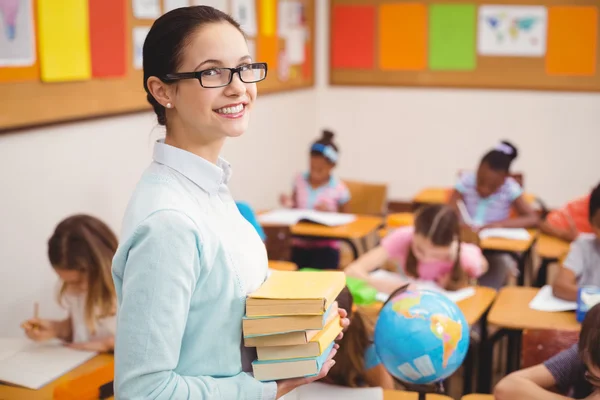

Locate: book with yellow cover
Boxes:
[243,303,338,337]
[256,315,342,360]
[245,270,346,317]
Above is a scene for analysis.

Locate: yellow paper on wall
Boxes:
[259,0,276,36]
[37,0,91,82]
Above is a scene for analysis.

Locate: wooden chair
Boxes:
[263,224,292,261]
[343,179,388,216]
[521,329,579,368]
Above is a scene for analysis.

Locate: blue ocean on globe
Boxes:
[374,289,470,385]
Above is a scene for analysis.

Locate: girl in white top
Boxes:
[21,215,117,352]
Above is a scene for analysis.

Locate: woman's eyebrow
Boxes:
[194,55,252,70]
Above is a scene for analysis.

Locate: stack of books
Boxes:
[243,270,346,381]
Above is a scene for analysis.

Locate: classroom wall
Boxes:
[0,90,316,337]
[315,0,600,207]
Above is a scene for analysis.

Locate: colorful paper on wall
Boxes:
[133,26,150,70]
[258,35,278,71]
[331,5,375,69]
[478,6,547,57]
[231,0,257,36]
[259,0,276,36]
[429,4,476,71]
[133,0,160,19]
[0,0,36,67]
[285,26,305,64]
[379,3,427,71]
[89,0,126,78]
[546,6,597,76]
[191,0,228,13]
[302,42,312,79]
[37,0,91,82]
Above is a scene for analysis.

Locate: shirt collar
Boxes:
[153,139,232,195]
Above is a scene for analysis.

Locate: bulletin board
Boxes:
[0,0,314,132]
[329,0,600,92]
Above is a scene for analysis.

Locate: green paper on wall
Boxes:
[429,4,476,71]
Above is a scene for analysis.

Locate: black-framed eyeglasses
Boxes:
[163,62,268,88]
[585,371,600,387]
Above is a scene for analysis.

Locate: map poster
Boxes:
[0,0,36,67]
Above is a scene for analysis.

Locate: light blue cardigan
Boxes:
[112,141,277,400]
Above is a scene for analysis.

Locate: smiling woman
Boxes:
[110,6,347,400]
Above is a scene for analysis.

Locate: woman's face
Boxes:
[168,22,257,141]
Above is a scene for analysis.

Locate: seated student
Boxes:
[323,286,395,389]
[345,204,487,293]
[541,188,595,242]
[280,130,351,270]
[236,201,266,241]
[21,215,118,352]
[552,183,600,301]
[448,140,539,289]
[494,302,600,399]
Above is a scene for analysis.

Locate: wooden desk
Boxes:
[461,395,493,400]
[268,260,298,271]
[387,213,415,228]
[478,286,580,393]
[413,188,536,207]
[384,390,452,399]
[0,354,114,400]
[262,215,384,259]
[488,287,580,332]
[536,234,570,260]
[359,286,496,327]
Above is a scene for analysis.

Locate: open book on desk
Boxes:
[370,270,476,303]
[258,209,356,227]
[0,338,96,390]
[285,382,383,400]
[479,228,531,241]
[529,285,577,312]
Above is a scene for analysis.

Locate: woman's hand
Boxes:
[275,345,339,398]
[20,318,57,342]
[336,306,350,340]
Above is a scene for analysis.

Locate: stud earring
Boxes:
[166,103,172,109]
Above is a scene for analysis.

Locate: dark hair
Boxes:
[405,205,467,289]
[480,141,519,173]
[143,6,243,126]
[578,303,600,367]
[325,286,373,387]
[589,182,600,223]
[49,215,118,334]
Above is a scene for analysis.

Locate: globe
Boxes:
[374,289,470,385]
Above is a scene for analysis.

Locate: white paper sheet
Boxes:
[529,285,577,312]
[370,270,476,304]
[191,0,228,13]
[231,0,257,36]
[0,0,36,67]
[478,5,547,57]
[287,382,383,400]
[479,228,531,241]
[285,27,305,64]
[132,0,161,19]
[164,0,190,13]
[0,338,96,389]
[258,209,356,227]
[132,26,150,70]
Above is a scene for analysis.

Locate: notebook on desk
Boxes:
[258,209,356,227]
[0,338,96,390]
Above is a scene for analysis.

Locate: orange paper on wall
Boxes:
[546,6,597,76]
[89,0,127,78]
[379,3,427,71]
[258,35,278,72]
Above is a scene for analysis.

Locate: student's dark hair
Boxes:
[325,286,373,387]
[405,205,468,289]
[480,140,519,173]
[311,130,339,153]
[589,182,600,223]
[578,303,600,367]
[143,6,243,126]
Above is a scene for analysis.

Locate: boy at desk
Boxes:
[494,302,600,399]
[552,183,600,302]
